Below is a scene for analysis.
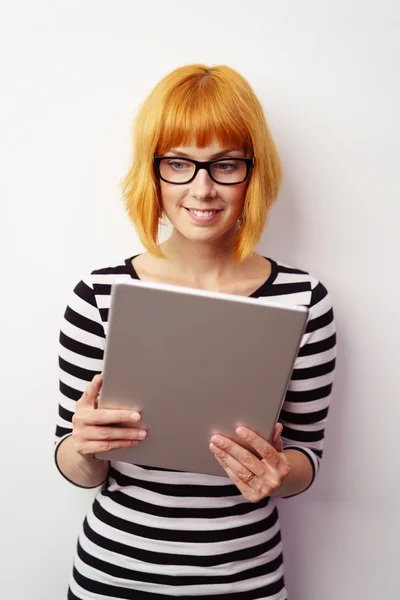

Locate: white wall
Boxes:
[1,1,399,598]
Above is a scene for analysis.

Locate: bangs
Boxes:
[155,77,253,155]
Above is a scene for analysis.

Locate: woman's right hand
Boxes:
[71,373,147,462]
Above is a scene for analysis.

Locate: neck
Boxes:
[160,228,243,287]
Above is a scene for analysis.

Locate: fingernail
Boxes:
[137,430,147,439]
[211,435,223,446]
[236,427,247,438]
[130,412,140,421]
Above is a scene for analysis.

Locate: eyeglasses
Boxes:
[153,156,255,185]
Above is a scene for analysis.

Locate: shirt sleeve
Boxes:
[54,275,105,464]
[278,277,337,495]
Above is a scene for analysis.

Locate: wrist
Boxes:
[77,452,108,479]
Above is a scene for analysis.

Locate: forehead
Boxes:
[166,138,245,160]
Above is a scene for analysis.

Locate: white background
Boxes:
[1,1,399,598]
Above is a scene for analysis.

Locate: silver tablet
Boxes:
[96,279,308,475]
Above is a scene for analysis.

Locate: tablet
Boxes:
[96,279,308,476]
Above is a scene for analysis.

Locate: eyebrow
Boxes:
[167,148,244,159]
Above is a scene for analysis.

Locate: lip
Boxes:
[184,207,222,224]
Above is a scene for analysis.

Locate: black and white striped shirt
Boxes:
[55,255,336,600]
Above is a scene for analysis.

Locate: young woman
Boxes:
[55,64,336,600]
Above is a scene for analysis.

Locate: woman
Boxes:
[55,64,336,599]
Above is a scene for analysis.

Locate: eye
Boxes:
[166,159,192,171]
[213,161,238,172]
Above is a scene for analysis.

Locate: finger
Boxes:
[88,408,142,426]
[83,425,147,442]
[79,374,103,408]
[211,451,256,499]
[272,423,282,445]
[271,424,284,453]
[209,441,258,483]
[80,439,142,457]
[209,435,264,478]
[236,427,281,467]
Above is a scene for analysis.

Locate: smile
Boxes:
[184,207,222,219]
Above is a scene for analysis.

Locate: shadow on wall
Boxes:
[256,178,303,264]
[258,181,350,597]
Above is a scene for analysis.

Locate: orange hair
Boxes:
[122,64,282,262]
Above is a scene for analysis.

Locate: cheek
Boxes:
[228,187,247,216]
[160,184,182,215]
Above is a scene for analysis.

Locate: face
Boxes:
[159,138,250,246]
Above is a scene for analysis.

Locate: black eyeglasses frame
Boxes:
[153,156,255,185]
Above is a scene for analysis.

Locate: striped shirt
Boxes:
[55,255,336,600]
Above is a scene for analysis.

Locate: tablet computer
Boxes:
[96,279,308,476]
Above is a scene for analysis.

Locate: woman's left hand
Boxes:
[209,423,291,502]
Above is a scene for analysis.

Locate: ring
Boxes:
[242,471,255,484]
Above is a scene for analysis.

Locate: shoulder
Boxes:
[90,256,134,282]
[69,256,134,304]
[72,256,135,292]
[269,257,332,311]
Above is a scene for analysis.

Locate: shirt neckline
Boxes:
[124,255,278,298]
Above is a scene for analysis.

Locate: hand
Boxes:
[71,374,147,462]
[209,423,290,502]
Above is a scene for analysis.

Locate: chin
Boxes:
[176,224,236,246]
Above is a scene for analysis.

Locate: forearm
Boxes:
[55,435,109,488]
[270,449,314,498]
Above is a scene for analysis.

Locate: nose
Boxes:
[189,167,216,199]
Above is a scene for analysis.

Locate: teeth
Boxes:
[191,210,217,217]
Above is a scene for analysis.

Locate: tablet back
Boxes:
[96,279,308,475]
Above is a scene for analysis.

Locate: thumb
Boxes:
[80,373,103,409]
[272,423,284,453]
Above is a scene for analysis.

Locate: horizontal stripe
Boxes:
[58,404,74,423]
[60,378,83,401]
[287,373,335,392]
[298,332,336,356]
[310,281,328,305]
[279,406,329,425]
[79,528,283,577]
[97,493,273,534]
[59,356,100,383]
[258,281,310,297]
[64,306,105,339]
[108,467,241,498]
[56,425,72,439]
[74,279,98,307]
[93,283,113,295]
[55,255,336,599]
[92,265,131,276]
[76,541,283,586]
[92,499,279,543]
[291,358,336,380]
[72,566,285,599]
[281,424,324,443]
[306,307,334,333]
[83,517,282,566]
[284,383,332,402]
[101,488,269,519]
[59,344,104,373]
[99,308,109,322]
[275,264,307,275]
[60,331,104,360]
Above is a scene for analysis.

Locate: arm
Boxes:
[54,276,108,488]
[54,277,146,488]
[210,278,336,501]
[269,448,313,498]
[56,430,109,489]
[273,278,337,497]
